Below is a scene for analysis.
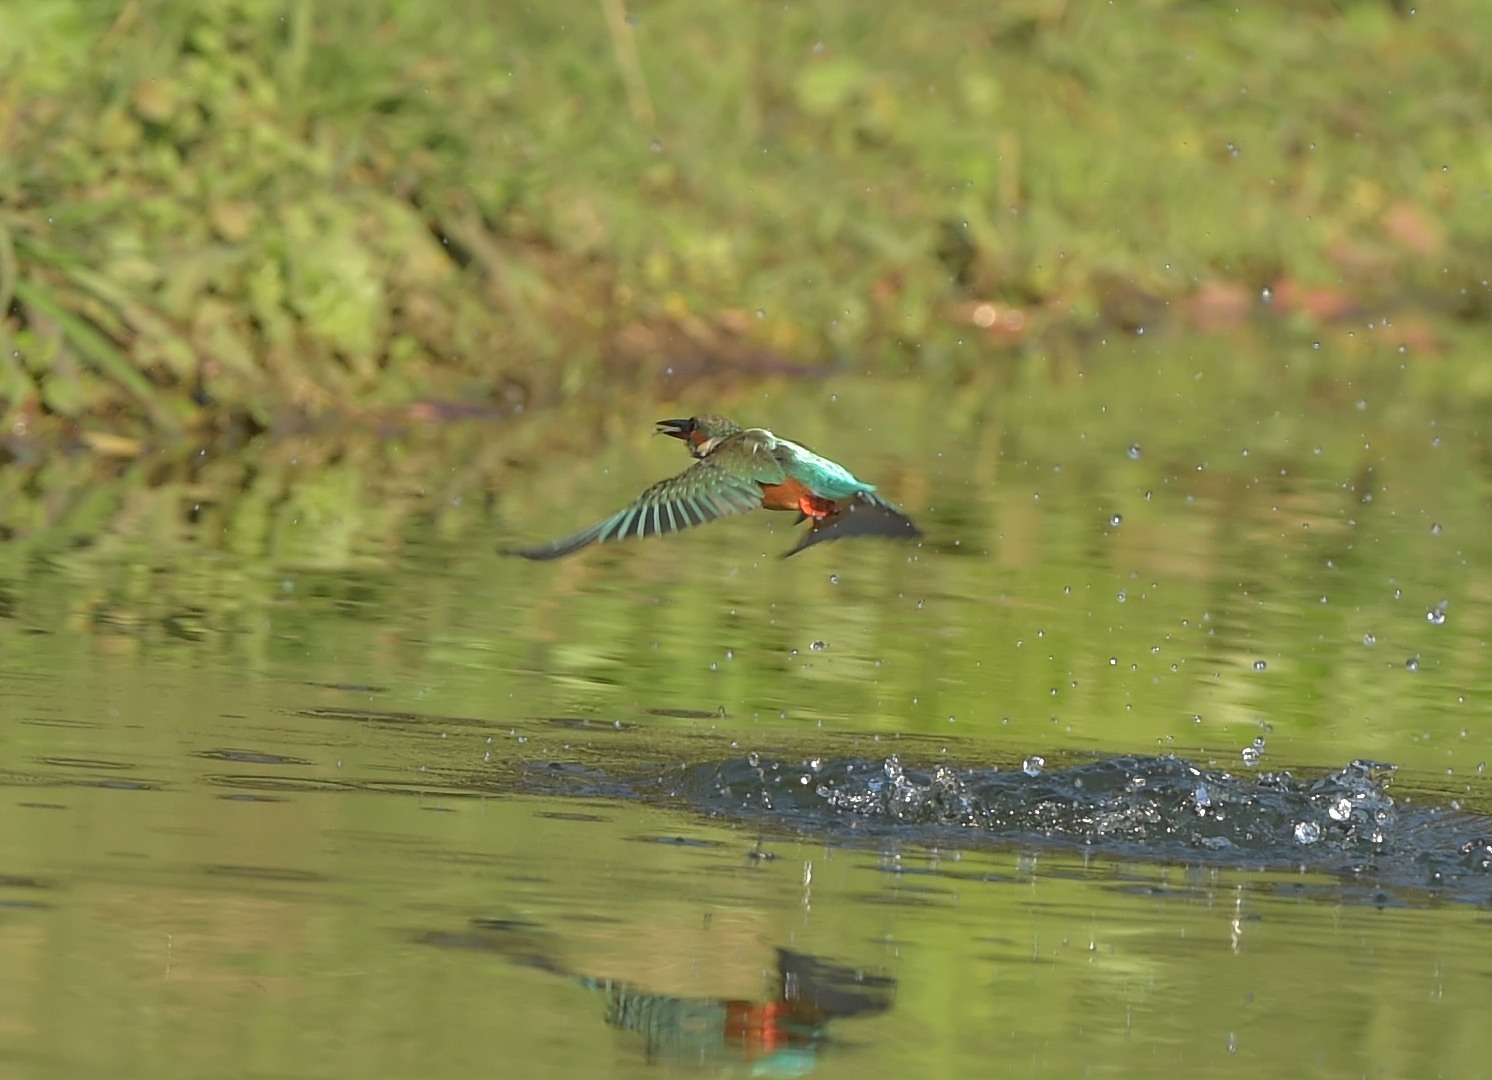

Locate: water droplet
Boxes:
[1431,523,1443,535]
[1253,660,1267,672]
[1427,609,1446,626]
[1109,657,1118,666]
[1406,656,1420,672]
[809,640,827,651]
[1294,821,1321,844]
[1241,745,1261,766]
[1260,286,1273,304]
[1022,756,1044,777]
[1110,513,1123,526]
[1128,444,1142,460]
[828,574,840,585]
[1117,590,1127,603]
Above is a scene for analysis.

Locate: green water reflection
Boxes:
[4,337,1492,1076]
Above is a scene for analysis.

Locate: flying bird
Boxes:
[506,414,921,559]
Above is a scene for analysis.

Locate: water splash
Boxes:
[643,754,1492,904]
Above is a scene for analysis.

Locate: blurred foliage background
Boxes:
[2,0,1490,447]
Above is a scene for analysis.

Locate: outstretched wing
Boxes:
[506,457,774,561]
[782,492,922,558]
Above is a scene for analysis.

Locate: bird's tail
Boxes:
[781,493,921,558]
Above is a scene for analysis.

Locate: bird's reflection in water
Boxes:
[579,948,896,1071]
[421,920,895,1073]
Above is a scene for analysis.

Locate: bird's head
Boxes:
[656,414,742,457]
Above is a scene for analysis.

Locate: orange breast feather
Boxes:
[758,476,836,518]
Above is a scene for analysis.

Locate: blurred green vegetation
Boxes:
[2,0,1490,442]
[5,351,1491,779]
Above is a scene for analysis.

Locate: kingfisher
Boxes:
[506,414,922,559]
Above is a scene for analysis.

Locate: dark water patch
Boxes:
[415,917,561,969]
[37,756,136,771]
[74,778,160,791]
[417,930,558,954]
[418,930,521,953]
[511,751,1492,908]
[673,754,1403,858]
[0,770,69,789]
[202,864,328,884]
[471,917,544,932]
[295,706,490,729]
[859,891,947,909]
[216,793,289,803]
[194,748,315,766]
[519,761,644,801]
[631,834,726,849]
[358,780,497,799]
[537,811,609,822]
[17,716,102,730]
[541,717,630,731]
[9,758,165,792]
[329,828,439,850]
[200,773,361,794]
[417,850,538,871]
[645,707,728,720]
[0,874,51,890]
[302,681,388,693]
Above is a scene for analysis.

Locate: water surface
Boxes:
[4,336,1492,1077]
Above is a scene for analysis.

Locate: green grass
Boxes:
[2,0,1490,440]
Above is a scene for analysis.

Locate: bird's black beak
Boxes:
[655,418,694,441]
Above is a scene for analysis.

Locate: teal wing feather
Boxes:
[771,438,875,501]
[506,455,776,560]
